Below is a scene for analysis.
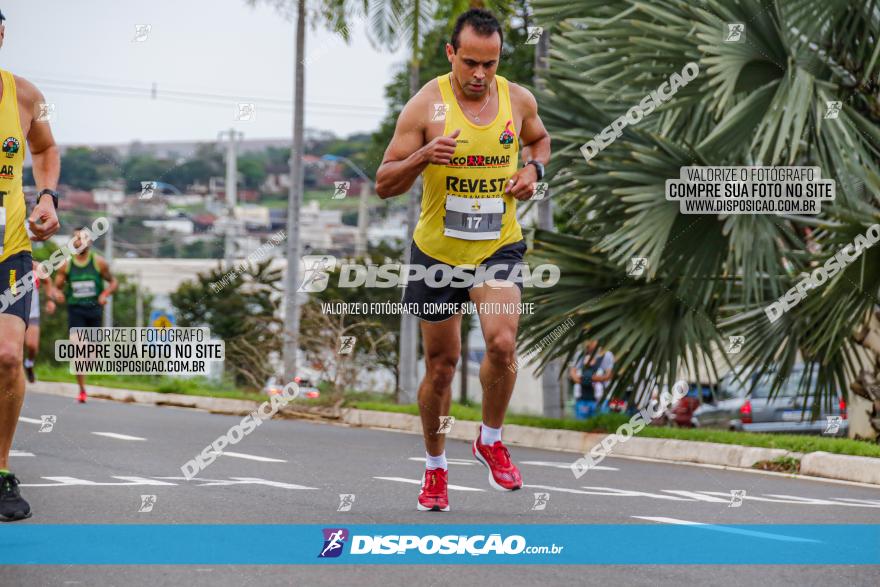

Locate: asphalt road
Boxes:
[3,390,880,586]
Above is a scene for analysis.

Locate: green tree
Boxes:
[171,260,283,389]
[524,0,880,435]
[300,241,405,389]
[238,152,269,189]
[58,147,122,190]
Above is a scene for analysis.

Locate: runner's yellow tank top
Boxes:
[413,73,522,266]
[0,70,30,262]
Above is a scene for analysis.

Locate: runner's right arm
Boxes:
[375,90,460,199]
[52,261,68,304]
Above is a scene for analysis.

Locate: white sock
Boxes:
[481,424,502,445]
[426,451,447,470]
[24,359,34,368]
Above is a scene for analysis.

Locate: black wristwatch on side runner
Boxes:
[37,188,59,209]
[525,160,545,180]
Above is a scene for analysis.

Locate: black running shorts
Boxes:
[68,304,103,330]
[0,251,34,327]
[401,239,526,322]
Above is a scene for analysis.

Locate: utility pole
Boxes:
[356,180,369,258]
[534,24,562,419]
[282,0,307,382]
[103,212,114,328]
[219,128,244,265]
[135,271,144,328]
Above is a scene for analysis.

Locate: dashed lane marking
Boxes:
[521,460,619,471]
[92,432,147,441]
[220,452,287,463]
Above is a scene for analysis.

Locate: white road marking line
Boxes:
[18,417,43,424]
[10,449,35,457]
[155,476,317,489]
[111,476,177,486]
[763,493,880,508]
[581,486,693,500]
[22,476,172,487]
[523,484,689,500]
[831,498,880,505]
[662,490,731,503]
[92,432,147,441]
[374,476,485,492]
[221,452,287,463]
[632,516,822,543]
[600,453,880,490]
[521,460,618,471]
[409,457,476,466]
[699,490,880,508]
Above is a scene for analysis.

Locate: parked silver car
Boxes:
[692,367,848,436]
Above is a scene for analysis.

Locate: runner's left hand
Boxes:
[504,165,539,201]
[28,198,60,241]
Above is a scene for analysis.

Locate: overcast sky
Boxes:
[1,0,408,146]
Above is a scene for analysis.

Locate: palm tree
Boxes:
[246,0,354,382]
[524,0,880,436]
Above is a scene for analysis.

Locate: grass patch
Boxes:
[753,456,801,474]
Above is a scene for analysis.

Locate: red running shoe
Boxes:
[473,428,523,491]
[417,468,449,512]
[77,390,87,404]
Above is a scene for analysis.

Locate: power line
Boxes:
[30,76,387,114]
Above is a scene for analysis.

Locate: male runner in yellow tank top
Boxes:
[376,8,551,512]
[0,9,62,521]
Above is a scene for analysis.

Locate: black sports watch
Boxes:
[525,160,545,180]
[37,188,59,209]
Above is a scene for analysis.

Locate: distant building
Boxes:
[165,194,206,207]
[234,205,271,230]
[191,213,218,232]
[60,189,98,211]
[142,218,195,235]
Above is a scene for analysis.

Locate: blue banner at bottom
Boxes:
[2,524,879,564]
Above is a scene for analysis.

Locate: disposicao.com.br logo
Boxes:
[317,528,563,558]
[298,255,560,292]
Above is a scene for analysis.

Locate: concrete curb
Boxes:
[800,451,880,485]
[27,382,880,486]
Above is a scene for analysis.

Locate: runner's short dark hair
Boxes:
[451,9,502,52]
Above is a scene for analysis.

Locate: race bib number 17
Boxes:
[443,195,503,241]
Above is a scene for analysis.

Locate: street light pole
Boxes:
[282,0,307,383]
[103,209,114,328]
[219,129,244,265]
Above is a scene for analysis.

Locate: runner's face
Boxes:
[447,26,501,100]
[74,231,92,252]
